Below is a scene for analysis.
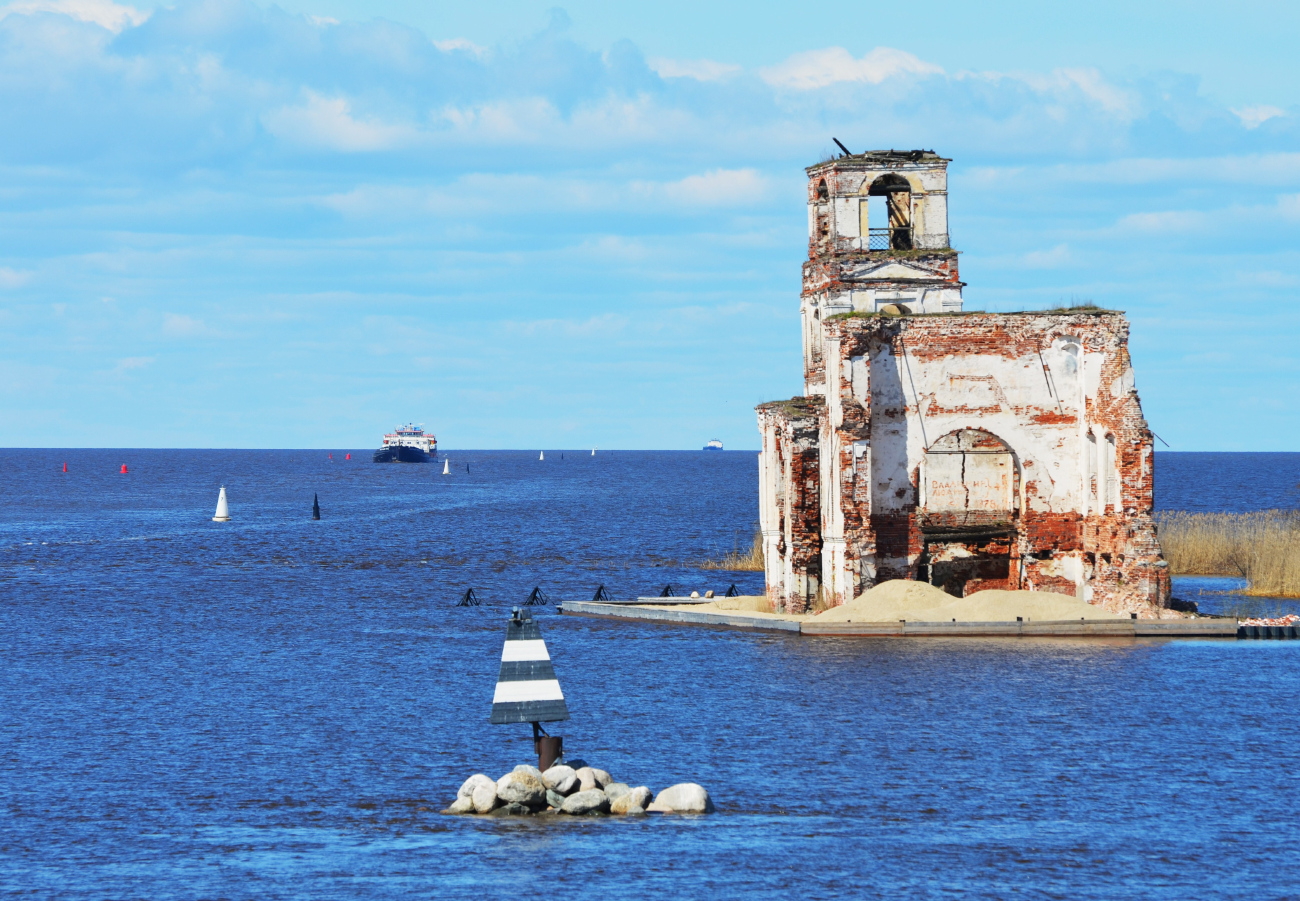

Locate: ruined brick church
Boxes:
[757,150,1171,617]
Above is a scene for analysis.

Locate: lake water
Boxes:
[1,449,1298,899]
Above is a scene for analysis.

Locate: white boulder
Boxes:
[471,783,499,814]
[496,770,547,810]
[542,764,578,795]
[561,789,610,815]
[610,786,652,815]
[646,783,714,814]
[458,773,495,799]
[445,796,475,814]
[575,766,612,792]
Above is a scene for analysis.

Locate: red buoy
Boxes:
[346,453,351,460]
[120,464,128,474]
[63,462,67,473]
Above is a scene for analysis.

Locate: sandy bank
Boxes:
[641,596,813,622]
[645,583,1126,624]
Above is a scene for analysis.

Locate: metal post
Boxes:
[532,722,562,772]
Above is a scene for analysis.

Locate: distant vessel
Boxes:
[373,424,436,463]
[703,439,723,451]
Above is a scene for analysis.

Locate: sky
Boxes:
[0,0,1297,450]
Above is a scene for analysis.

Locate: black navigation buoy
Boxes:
[312,493,320,520]
[466,463,470,473]
[491,607,570,771]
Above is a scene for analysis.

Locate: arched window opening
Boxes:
[1087,431,1099,512]
[867,174,912,250]
[816,179,829,200]
[1105,434,1119,511]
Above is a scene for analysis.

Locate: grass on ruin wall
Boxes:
[702,530,765,572]
[1157,510,1300,598]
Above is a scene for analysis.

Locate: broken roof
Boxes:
[807,149,949,173]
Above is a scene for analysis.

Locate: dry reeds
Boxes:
[1157,510,1300,597]
[702,530,765,572]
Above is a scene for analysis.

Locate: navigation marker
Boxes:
[212,486,231,522]
[120,464,128,474]
[539,451,544,461]
[491,607,569,770]
[443,459,450,475]
[62,462,67,473]
[312,493,320,521]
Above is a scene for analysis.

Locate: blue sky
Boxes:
[0,0,1297,450]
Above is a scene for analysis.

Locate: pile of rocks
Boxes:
[444,761,714,817]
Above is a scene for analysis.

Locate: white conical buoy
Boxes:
[212,486,231,522]
[442,458,450,475]
[591,447,596,456]
[539,451,544,461]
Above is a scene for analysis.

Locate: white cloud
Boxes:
[162,313,215,337]
[308,15,338,27]
[1055,68,1138,118]
[1277,194,1300,220]
[0,267,31,288]
[1020,244,1072,269]
[114,356,153,371]
[0,0,147,33]
[1116,210,1209,232]
[263,92,418,152]
[434,37,488,58]
[761,46,942,90]
[647,57,741,81]
[1233,105,1286,129]
[659,169,768,207]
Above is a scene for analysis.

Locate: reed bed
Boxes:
[1157,510,1300,597]
[701,530,765,572]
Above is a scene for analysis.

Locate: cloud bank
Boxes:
[0,0,1295,449]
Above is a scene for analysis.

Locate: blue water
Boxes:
[1155,452,1300,513]
[2,449,1298,899]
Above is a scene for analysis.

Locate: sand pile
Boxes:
[814,580,1126,623]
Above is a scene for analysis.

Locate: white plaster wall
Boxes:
[834,196,860,238]
[853,343,1102,517]
[918,193,949,248]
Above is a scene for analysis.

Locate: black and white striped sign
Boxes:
[489,613,570,725]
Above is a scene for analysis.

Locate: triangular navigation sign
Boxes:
[489,609,570,725]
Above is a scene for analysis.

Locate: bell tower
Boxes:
[801,149,964,396]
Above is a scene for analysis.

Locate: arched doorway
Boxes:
[919,429,1019,597]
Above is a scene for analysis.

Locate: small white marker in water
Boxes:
[212,485,231,522]
[592,447,596,456]
[442,458,450,475]
[539,451,544,461]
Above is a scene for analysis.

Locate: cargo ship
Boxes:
[703,439,723,451]
[373,424,436,463]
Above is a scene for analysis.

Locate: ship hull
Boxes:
[372,445,432,463]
